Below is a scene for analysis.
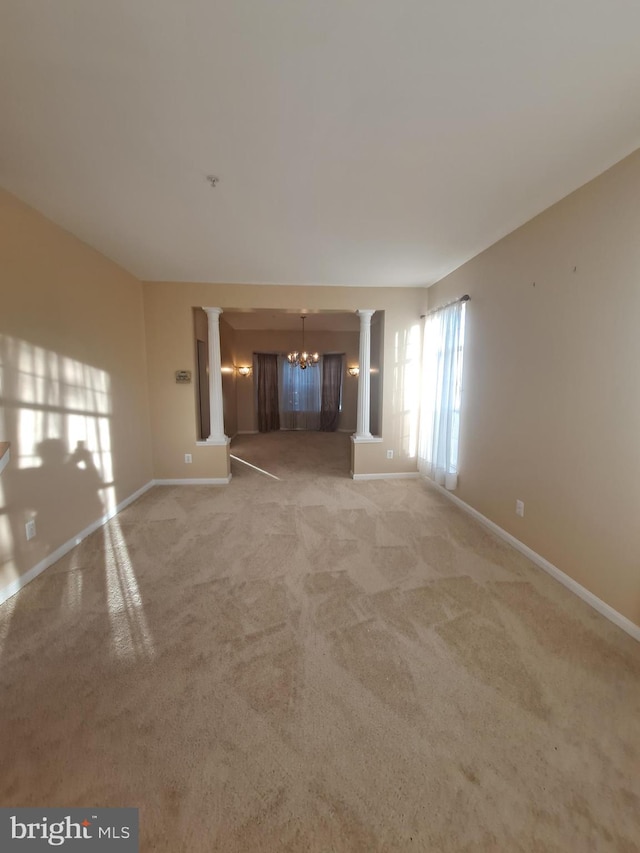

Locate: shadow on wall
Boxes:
[391,322,422,459]
[9,439,104,550]
[0,334,115,584]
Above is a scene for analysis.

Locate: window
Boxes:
[418,299,467,490]
[278,355,322,430]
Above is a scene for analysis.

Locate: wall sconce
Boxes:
[347,366,360,377]
[236,365,252,377]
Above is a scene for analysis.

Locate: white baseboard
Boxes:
[0,480,155,607]
[351,472,420,481]
[154,476,232,485]
[428,480,640,643]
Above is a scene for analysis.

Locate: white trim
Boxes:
[352,472,420,481]
[0,480,155,607]
[427,480,640,643]
[351,435,384,444]
[195,437,230,447]
[154,476,232,485]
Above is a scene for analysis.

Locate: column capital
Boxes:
[356,309,375,321]
[203,306,223,317]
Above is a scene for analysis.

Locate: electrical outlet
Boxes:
[185,453,193,464]
[515,500,525,518]
[386,450,394,459]
[25,519,36,541]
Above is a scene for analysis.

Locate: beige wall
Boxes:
[233,329,359,433]
[0,189,153,592]
[427,149,640,626]
[142,284,424,477]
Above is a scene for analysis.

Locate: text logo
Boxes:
[0,809,138,851]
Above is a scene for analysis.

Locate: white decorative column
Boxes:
[354,309,375,440]
[203,307,229,445]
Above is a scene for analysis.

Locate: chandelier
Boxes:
[287,315,319,369]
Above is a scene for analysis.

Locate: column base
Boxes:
[196,436,230,446]
[351,435,383,443]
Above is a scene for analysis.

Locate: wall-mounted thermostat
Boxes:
[175,370,192,384]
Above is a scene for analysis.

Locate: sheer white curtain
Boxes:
[278,355,322,430]
[418,300,466,490]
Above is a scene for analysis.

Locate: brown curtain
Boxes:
[320,353,344,432]
[255,353,280,432]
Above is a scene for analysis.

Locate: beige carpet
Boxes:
[1,431,639,851]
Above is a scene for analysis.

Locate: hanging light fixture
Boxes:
[287,315,319,369]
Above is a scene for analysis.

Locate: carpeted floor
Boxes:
[0,432,639,851]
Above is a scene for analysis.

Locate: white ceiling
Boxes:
[2,1,640,288]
